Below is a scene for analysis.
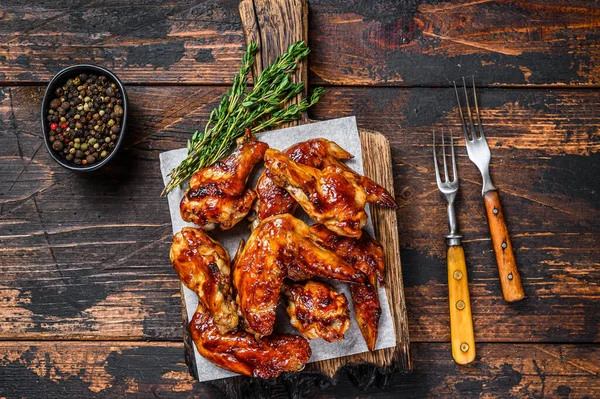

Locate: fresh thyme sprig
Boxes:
[163,41,323,195]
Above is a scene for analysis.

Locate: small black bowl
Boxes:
[41,64,128,172]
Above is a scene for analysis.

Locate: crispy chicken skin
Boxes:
[190,302,311,379]
[309,224,384,351]
[233,214,365,337]
[252,139,353,227]
[170,227,238,334]
[265,148,396,237]
[180,135,268,230]
[282,281,350,342]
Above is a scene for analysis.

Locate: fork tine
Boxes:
[454,81,471,142]
[441,128,449,182]
[462,77,479,139]
[433,130,442,187]
[450,131,458,182]
[471,76,486,140]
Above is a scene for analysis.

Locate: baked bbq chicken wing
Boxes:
[190,302,311,379]
[172,227,311,378]
[264,148,396,238]
[282,281,350,342]
[170,227,238,334]
[309,224,385,351]
[252,139,353,228]
[180,135,268,230]
[233,214,365,337]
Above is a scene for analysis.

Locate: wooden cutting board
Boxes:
[178,0,411,396]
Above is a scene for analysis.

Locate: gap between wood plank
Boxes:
[3,81,600,90]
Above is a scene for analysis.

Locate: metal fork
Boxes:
[454,77,525,303]
[433,129,475,365]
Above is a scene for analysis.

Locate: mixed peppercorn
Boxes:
[46,73,123,165]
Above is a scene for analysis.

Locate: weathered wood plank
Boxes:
[1,86,598,342]
[0,341,598,398]
[0,1,599,86]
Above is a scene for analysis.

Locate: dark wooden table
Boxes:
[1,1,599,397]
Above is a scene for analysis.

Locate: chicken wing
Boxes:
[233,214,364,337]
[180,135,268,230]
[309,224,384,351]
[348,283,381,352]
[170,227,238,334]
[309,224,385,286]
[190,302,311,379]
[265,148,395,237]
[282,281,350,342]
[252,139,353,228]
[319,156,397,209]
[285,139,395,209]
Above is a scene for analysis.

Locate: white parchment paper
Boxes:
[159,116,396,382]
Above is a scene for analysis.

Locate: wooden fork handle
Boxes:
[483,190,525,303]
[447,245,476,365]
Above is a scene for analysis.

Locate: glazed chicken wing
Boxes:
[309,224,385,286]
[233,214,364,337]
[309,224,384,351]
[190,302,311,379]
[320,156,397,209]
[264,148,396,237]
[349,283,381,351]
[180,135,268,230]
[252,139,353,228]
[282,281,350,342]
[170,227,238,334]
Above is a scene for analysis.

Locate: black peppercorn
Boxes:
[50,99,61,109]
[52,140,64,151]
[113,105,123,117]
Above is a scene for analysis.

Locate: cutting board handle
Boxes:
[239,0,310,126]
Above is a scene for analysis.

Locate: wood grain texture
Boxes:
[1,341,599,398]
[2,1,599,396]
[483,189,525,302]
[447,245,476,365]
[359,129,410,371]
[1,1,600,86]
[1,85,598,344]
[239,0,309,125]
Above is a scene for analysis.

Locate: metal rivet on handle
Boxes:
[493,207,499,215]
[501,241,507,249]
[460,343,470,352]
[508,273,514,280]
[453,270,463,280]
[456,300,465,310]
